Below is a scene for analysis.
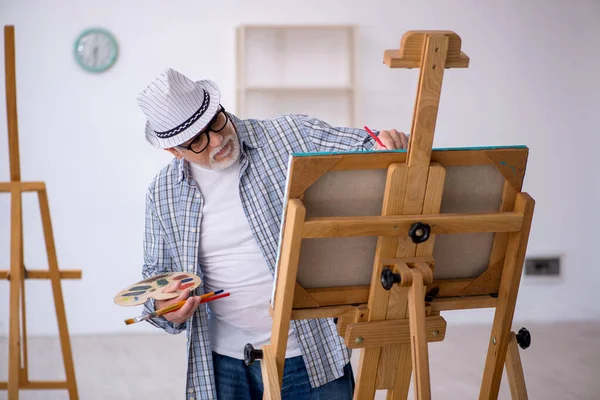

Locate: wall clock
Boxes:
[73,28,118,73]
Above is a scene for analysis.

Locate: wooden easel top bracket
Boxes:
[383,30,470,69]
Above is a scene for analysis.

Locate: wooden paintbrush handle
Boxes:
[154,299,187,317]
[155,291,229,317]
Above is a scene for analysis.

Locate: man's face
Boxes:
[166,107,240,170]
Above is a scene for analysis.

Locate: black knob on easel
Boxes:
[409,222,431,244]
[516,327,531,349]
[244,343,263,366]
[381,267,401,290]
[425,287,440,303]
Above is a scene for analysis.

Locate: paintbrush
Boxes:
[124,290,228,325]
[364,125,388,149]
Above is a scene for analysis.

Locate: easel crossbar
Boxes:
[0,270,82,280]
[429,295,497,312]
[344,316,447,349]
[0,182,45,192]
[303,211,523,238]
[290,289,499,313]
[0,381,70,390]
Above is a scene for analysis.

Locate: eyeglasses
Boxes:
[178,106,229,154]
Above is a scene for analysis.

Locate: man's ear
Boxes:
[165,147,182,159]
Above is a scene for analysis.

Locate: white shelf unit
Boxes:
[236,24,359,128]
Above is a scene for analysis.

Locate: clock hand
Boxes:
[93,46,98,67]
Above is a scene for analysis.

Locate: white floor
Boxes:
[1,321,599,399]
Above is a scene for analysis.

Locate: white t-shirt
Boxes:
[188,158,302,360]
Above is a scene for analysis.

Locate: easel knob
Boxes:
[516,327,531,349]
[244,343,263,366]
[381,267,402,290]
[409,222,431,244]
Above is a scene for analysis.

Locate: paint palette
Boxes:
[113,272,201,306]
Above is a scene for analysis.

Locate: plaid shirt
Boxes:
[141,113,377,399]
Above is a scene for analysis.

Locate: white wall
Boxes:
[1,0,599,335]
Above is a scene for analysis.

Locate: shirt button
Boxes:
[195,193,200,198]
[188,388,194,393]
[188,264,194,270]
[191,228,197,233]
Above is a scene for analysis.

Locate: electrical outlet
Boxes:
[525,257,560,276]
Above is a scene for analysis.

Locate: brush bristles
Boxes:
[124,315,148,325]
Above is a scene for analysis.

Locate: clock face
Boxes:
[74,28,118,73]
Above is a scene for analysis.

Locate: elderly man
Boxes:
[136,68,408,400]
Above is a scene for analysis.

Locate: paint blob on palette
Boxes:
[113,272,201,306]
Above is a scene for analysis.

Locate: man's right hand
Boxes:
[155,280,202,324]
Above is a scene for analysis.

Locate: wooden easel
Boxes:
[244,30,535,399]
[1,25,81,400]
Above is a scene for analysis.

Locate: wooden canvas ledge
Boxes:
[243,29,536,400]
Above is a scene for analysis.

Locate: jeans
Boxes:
[212,352,355,399]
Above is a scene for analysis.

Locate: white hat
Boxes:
[137,68,221,148]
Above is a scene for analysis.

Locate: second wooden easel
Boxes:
[1,25,81,400]
[244,30,535,400]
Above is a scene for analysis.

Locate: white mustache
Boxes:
[210,136,232,161]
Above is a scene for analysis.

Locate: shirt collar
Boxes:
[176,113,263,183]
[176,158,188,183]
[229,113,264,150]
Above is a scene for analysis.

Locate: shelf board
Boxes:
[242,85,353,93]
[239,25,356,31]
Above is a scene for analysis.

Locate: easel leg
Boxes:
[38,188,79,400]
[248,198,306,398]
[9,189,23,400]
[20,276,29,384]
[19,186,29,385]
[385,346,412,400]
[407,268,431,399]
[479,194,534,399]
[505,332,528,399]
[260,346,283,400]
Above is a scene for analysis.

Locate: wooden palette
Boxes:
[113,272,201,306]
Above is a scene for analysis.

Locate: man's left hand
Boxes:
[375,129,409,150]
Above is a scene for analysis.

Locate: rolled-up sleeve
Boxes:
[300,115,376,152]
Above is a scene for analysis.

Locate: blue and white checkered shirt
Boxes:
[141,113,377,399]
